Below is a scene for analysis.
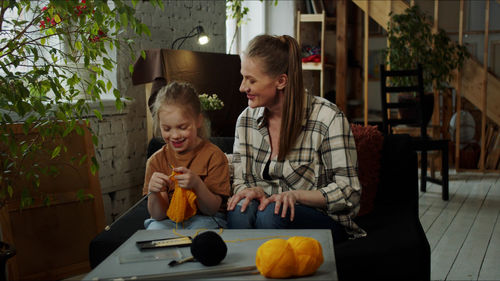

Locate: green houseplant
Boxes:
[0,0,161,279]
[384,5,468,124]
[0,0,162,207]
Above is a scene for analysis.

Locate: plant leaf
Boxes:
[51,146,61,159]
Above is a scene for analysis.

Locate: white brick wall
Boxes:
[95,1,226,225]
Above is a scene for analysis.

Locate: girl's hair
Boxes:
[152,81,206,139]
[244,34,305,161]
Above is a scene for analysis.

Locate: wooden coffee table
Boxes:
[83,229,338,280]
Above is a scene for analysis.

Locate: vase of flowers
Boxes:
[198,94,224,138]
[199,93,224,111]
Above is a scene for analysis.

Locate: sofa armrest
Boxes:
[335,135,429,280]
[376,134,419,212]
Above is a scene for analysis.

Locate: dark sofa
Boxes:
[89,134,430,280]
[335,133,430,280]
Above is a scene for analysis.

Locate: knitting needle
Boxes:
[105,164,177,231]
[104,191,152,231]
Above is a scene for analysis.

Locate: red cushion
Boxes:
[351,124,384,216]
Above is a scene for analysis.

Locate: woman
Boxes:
[227,35,365,242]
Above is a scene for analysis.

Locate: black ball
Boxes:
[190,231,227,266]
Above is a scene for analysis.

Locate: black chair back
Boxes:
[379,64,427,138]
[379,64,449,201]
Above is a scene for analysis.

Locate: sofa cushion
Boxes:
[351,124,384,216]
[209,137,234,154]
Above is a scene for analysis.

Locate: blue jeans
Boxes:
[227,199,348,243]
[144,212,227,230]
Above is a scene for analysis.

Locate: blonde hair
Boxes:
[152,81,206,139]
[244,35,305,161]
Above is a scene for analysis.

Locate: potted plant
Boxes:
[384,5,469,125]
[198,93,224,138]
[0,0,161,279]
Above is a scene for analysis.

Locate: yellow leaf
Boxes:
[54,14,61,24]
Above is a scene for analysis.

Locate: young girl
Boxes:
[143,81,230,230]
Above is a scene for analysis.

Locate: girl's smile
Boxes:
[171,139,185,148]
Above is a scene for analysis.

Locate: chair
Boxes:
[379,64,449,200]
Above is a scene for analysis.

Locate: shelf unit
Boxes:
[296,10,336,98]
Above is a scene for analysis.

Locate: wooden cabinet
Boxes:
[0,123,105,281]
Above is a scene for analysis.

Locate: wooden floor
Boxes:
[419,169,500,281]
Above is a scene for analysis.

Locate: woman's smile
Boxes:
[240,57,283,109]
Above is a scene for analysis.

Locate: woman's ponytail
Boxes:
[278,35,305,161]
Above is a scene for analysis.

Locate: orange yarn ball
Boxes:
[166,186,197,223]
[288,236,324,276]
[256,237,324,278]
[166,170,197,223]
[255,239,296,278]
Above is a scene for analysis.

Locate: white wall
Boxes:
[468,0,500,31]
[226,0,295,54]
[265,0,296,37]
[364,37,387,114]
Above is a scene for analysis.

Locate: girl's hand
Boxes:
[172,166,202,191]
[227,187,267,212]
[261,191,298,221]
[148,172,171,193]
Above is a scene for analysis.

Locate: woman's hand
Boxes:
[261,191,299,221]
[227,187,267,212]
[148,172,171,193]
[172,167,203,191]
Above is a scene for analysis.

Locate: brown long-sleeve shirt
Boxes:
[143,139,230,212]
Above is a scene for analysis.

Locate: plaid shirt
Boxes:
[232,95,366,237]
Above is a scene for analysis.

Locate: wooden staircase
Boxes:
[352,0,500,126]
